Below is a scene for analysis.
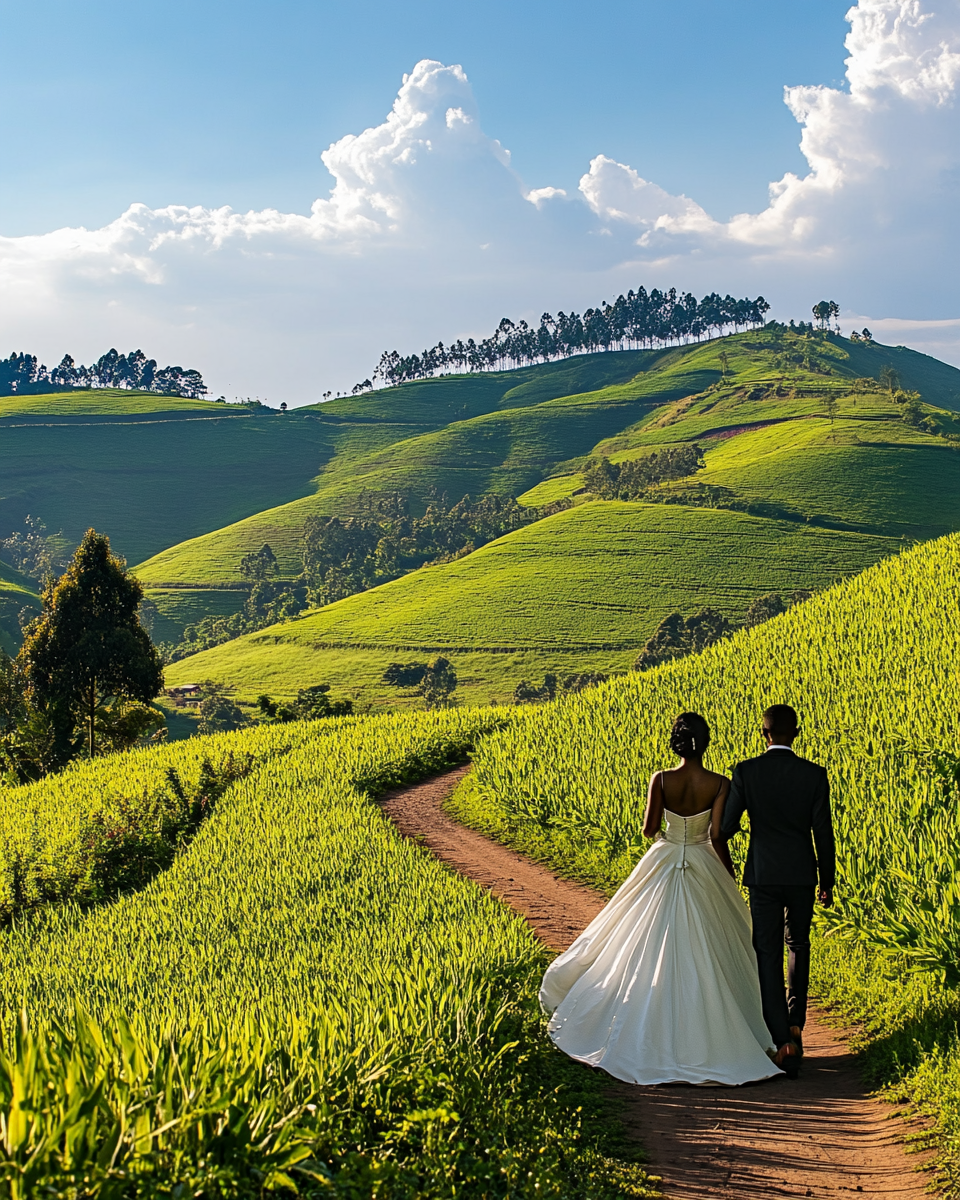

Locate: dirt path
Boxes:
[380,766,934,1200]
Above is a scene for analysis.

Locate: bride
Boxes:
[540,712,783,1086]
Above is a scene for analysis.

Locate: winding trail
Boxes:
[380,765,935,1200]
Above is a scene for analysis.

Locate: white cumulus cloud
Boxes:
[0,6,957,402]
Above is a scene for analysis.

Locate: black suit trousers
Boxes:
[748,885,815,1049]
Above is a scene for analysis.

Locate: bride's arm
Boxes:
[641,773,664,840]
[710,779,737,878]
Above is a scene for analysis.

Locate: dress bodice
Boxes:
[661,807,712,845]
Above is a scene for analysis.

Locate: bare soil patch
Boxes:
[379,765,935,1199]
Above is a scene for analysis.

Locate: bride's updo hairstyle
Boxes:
[669,712,710,759]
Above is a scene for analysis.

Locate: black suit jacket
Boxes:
[720,749,835,889]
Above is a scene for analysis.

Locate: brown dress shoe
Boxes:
[789,1025,804,1056]
[775,1041,801,1079]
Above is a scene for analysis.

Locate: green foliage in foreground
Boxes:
[0,723,296,921]
[452,532,960,1189]
[810,935,952,1189]
[0,710,656,1198]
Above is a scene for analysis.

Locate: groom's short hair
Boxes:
[762,704,799,736]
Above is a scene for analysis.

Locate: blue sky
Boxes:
[0,0,848,232]
[0,0,957,402]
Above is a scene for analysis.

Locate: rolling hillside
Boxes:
[153,328,959,711]
[7,329,960,705]
[524,394,960,538]
[137,330,960,593]
[0,356,648,573]
[164,501,901,709]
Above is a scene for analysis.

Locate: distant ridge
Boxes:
[366,286,771,388]
[0,347,207,398]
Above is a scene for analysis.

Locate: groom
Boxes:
[720,704,835,1078]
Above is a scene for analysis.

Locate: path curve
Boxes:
[380,765,934,1200]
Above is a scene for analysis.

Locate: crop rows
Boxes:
[466,532,960,981]
[0,718,352,921]
[0,708,654,1198]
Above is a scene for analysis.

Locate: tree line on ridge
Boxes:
[0,348,207,398]
[364,287,771,389]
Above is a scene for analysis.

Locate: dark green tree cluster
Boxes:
[513,671,608,705]
[382,657,458,708]
[369,288,770,386]
[895,390,957,437]
[581,445,705,500]
[256,684,353,724]
[743,590,812,629]
[239,544,278,581]
[1,530,165,781]
[195,681,248,736]
[634,609,733,670]
[812,300,841,332]
[636,590,816,671]
[0,348,206,398]
[302,492,554,608]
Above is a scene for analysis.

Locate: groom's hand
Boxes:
[818,887,833,907]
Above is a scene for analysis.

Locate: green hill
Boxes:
[136,330,960,604]
[524,393,960,539]
[7,332,960,674]
[153,328,960,705]
[0,357,648,578]
[164,501,901,709]
[0,389,228,421]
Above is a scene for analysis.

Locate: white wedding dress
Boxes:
[540,807,782,1086]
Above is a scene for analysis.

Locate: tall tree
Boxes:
[20,529,164,758]
[239,543,279,581]
[879,364,901,393]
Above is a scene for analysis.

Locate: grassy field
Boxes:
[0,388,231,420]
[164,501,901,710]
[1,357,649,573]
[529,413,960,538]
[0,708,656,1196]
[0,559,39,654]
[135,331,960,646]
[451,531,960,1191]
